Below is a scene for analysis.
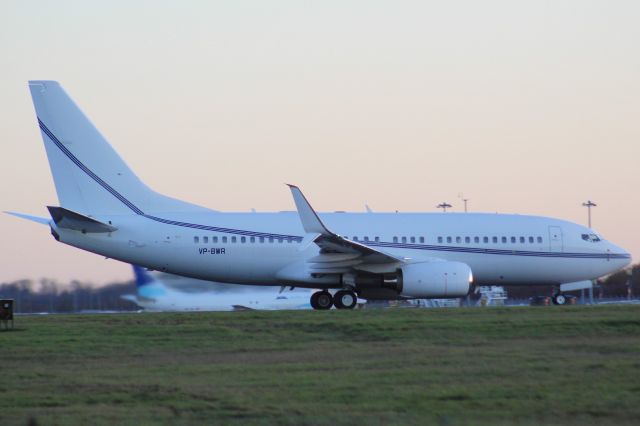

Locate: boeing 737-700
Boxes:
[7,81,631,309]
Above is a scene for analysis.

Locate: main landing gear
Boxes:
[310,290,357,310]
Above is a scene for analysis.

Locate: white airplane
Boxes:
[7,81,631,310]
[122,265,312,311]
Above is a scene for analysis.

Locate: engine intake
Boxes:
[398,261,472,298]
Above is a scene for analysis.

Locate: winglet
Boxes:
[287,184,331,235]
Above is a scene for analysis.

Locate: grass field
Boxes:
[2,305,640,425]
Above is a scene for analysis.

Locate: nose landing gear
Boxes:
[552,292,567,305]
[310,290,357,310]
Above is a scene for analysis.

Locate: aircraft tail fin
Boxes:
[132,265,155,288]
[28,81,209,216]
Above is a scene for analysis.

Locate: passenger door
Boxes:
[548,226,563,252]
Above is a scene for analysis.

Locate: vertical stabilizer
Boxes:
[132,265,155,288]
[28,81,208,215]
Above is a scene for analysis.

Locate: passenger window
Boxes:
[501,237,507,243]
[447,237,452,243]
[401,237,407,243]
[438,236,443,243]
[393,236,398,243]
[510,236,516,243]
[222,236,228,243]
[241,236,246,243]
[353,236,358,241]
[419,237,424,243]
[375,236,380,242]
[465,237,470,243]
[364,236,369,242]
[212,236,218,243]
[269,237,274,243]
[455,236,461,243]
[520,237,525,243]
[250,236,255,243]
[194,236,199,244]
[492,237,498,243]
[232,236,237,243]
[410,237,415,243]
[474,236,480,243]
[277,238,283,243]
[203,236,208,243]
[529,236,534,243]
[537,236,543,243]
[484,237,489,243]
[259,237,264,243]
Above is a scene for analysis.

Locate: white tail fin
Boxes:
[28,81,208,216]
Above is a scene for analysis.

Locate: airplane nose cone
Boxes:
[608,242,632,269]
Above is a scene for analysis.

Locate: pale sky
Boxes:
[1,0,639,285]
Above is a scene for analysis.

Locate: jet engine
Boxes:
[398,261,473,298]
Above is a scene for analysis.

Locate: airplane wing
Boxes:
[232,305,256,311]
[288,185,405,268]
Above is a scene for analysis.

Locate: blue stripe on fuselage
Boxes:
[37,118,629,261]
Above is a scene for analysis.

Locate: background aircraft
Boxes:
[122,266,312,312]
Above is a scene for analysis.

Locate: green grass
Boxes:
[2,305,640,425]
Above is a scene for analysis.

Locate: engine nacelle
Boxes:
[399,262,473,298]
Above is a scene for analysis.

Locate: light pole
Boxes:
[582,200,597,228]
[458,193,469,212]
[437,202,452,213]
[582,200,598,305]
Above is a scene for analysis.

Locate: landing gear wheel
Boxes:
[310,292,320,310]
[311,291,333,310]
[552,293,567,305]
[333,290,357,310]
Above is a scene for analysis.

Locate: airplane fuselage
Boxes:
[55,210,630,288]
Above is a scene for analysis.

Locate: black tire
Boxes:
[334,290,357,309]
[315,291,333,310]
[552,294,567,305]
[310,292,321,310]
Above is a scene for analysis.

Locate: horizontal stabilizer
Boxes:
[47,206,118,233]
[4,211,50,225]
[120,295,138,303]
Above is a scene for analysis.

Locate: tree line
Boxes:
[0,279,138,313]
[1,263,638,313]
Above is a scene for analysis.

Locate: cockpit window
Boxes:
[581,233,601,242]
